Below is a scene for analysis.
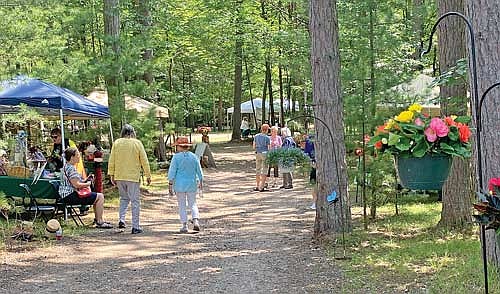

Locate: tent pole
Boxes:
[59,109,66,150]
[108,120,114,143]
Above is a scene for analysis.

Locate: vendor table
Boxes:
[0,176,59,200]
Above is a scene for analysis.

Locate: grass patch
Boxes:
[336,194,500,293]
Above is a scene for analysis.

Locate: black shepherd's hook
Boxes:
[286,114,350,260]
[422,12,490,294]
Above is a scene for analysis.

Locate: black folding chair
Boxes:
[19,183,56,222]
[48,180,85,227]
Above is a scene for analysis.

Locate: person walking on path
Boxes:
[253,124,271,192]
[108,124,151,234]
[280,127,296,189]
[267,126,282,187]
[168,137,203,233]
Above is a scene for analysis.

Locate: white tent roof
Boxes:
[87,90,169,118]
[227,98,296,114]
[389,74,440,102]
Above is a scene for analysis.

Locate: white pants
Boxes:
[176,192,199,224]
[117,181,141,229]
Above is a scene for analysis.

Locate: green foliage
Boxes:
[340,196,500,293]
[265,147,310,169]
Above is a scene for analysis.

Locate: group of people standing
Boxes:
[252,123,317,209]
[58,124,203,234]
[252,123,298,192]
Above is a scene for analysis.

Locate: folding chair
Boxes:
[48,180,85,227]
[19,183,56,222]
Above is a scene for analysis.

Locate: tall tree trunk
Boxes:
[230,0,243,141]
[437,0,472,229]
[468,0,500,267]
[261,60,270,124]
[137,0,153,85]
[103,0,123,137]
[310,0,352,237]
[411,0,425,62]
[267,60,275,125]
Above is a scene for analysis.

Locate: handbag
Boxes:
[76,186,92,198]
[63,164,92,198]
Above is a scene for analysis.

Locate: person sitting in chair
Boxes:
[59,147,112,229]
[240,117,251,138]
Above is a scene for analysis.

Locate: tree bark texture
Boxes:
[103,0,124,136]
[467,0,500,266]
[137,0,154,85]
[309,0,352,237]
[437,0,473,229]
[230,0,243,141]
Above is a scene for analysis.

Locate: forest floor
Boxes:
[0,140,351,293]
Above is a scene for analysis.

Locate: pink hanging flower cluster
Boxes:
[424,118,449,142]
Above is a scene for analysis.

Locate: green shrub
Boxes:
[266,147,310,169]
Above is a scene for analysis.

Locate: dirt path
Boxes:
[0,142,344,293]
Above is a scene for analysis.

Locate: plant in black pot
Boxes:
[265,147,311,172]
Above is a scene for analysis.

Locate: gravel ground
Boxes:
[0,142,345,293]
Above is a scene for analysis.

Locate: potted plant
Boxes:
[266,147,310,173]
[473,177,500,231]
[368,103,472,190]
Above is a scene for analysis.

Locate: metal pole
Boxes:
[421,12,487,293]
[361,80,368,230]
[286,114,349,259]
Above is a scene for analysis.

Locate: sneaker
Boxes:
[118,221,126,229]
[193,219,200,232]
[180,223,188,233]
[310,203,316,210]
[131,227,143,234]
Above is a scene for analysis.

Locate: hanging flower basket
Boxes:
[395,154,452,190]
[368,103,472,190]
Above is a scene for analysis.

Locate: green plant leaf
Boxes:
[388,133,401,146]
[411,140,429,158]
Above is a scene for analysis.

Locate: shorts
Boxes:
[256,153,269,175]
[62,191,98,206]
[309,167,317,184]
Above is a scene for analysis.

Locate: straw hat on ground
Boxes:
[46,219,61,233]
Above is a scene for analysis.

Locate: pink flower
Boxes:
[431,118,449,137]
[414,117,424,127]
[424,127,437,142]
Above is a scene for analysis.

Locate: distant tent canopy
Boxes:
[377,74,442,117]
[87,90,169,118]
[0,76,109,119]
[226,98,299,126]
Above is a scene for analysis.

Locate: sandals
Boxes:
[95,221,113,229]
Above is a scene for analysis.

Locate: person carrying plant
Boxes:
[253,124,271,192]
[280,127,296,189]
[266,126,282,187]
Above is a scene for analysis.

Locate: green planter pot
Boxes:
[395,154,452,190]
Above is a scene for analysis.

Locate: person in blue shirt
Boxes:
[168,137,203,233]
[304,134,317,209]
[253,124,271,192]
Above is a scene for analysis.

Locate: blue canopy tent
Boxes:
[0,76,113,148]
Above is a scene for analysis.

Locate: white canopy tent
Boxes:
[226,98,298,127]
[87,90,169,118]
